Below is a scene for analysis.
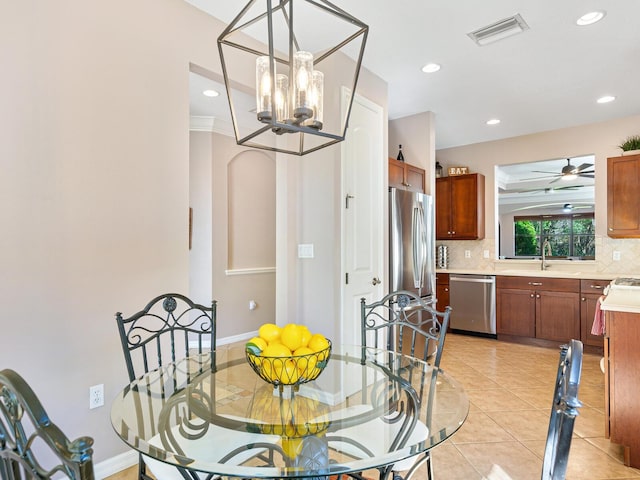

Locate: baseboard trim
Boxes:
[95,449,137,479]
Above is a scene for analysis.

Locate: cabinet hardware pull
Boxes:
[536,294,540,298]
[609,227,613,231]
[590,285,603,289]
[530,294,534,298]
[451,231,456,235]
[444,288,449,292]
[582,297,586,301]
[528,282,543,286]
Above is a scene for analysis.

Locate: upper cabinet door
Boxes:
[435,177,452,239]
[436,174,485,240]
[388,158,425,193]
[608,154,640,238]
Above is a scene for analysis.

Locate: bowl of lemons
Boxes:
[245,323,331,388]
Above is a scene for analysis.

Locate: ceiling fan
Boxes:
[501,184,584,194]
[524,159,594,183]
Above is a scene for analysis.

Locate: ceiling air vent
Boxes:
[468,14,530,46]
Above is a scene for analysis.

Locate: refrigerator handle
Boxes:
[412,204,426,289]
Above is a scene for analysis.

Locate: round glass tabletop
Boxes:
[110,344,468,479]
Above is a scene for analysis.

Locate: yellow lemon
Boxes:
[278,359,300,384]
[261,343,291,357]
[258,323,282,343]
[281,323,303,352]
[309,333,330,354]
[246,336,267,354]
[293,347,316,376]
[299,325,312,347]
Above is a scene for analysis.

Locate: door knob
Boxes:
[372,277,381,286]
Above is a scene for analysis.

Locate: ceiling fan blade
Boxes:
[574,163,593,173]
[530,170,561,175]
[578,174,594,178]
[521,174,559,181]
[549,176,563,184]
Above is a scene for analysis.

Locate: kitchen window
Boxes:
[513,213,595,259]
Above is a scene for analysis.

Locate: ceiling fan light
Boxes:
[563,203,573,212]
[562,174,577,181]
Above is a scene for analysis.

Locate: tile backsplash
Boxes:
[438,236,640,275]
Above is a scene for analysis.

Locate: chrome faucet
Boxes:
[541,239,552,270]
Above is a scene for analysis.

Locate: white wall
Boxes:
[0,0,388,469]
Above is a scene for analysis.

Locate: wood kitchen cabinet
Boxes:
[388,158,425,193]
[435,173,485,240]
[605,310,640,468]
[435,273,450,310]
[607,153,640,238]
[496,276,580,342]
[580,278,610,347]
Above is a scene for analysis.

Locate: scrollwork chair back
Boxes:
[357,290,451,480]
[0,369,94,480]
[115,293,216,480]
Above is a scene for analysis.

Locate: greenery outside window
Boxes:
[514,213,595,259]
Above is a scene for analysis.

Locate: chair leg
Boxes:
[425,452,433,480]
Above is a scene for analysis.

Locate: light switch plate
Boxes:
[464,250,471,258]
[298,244,314,258]
[613,250,621,261]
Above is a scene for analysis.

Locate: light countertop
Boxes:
[436,268,616,280]
[601,286,640,314]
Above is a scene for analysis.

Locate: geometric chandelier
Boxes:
[217,0,368,156]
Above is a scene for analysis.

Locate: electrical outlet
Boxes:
[483,250,490,259]
[464,250,471,258]
[613,250,621,261]
[89,384,104,409]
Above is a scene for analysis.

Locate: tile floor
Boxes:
[106,334,640,480]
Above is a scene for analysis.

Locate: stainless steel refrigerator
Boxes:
[389,188,435,302]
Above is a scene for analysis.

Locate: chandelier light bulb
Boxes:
[256,56,274,122]
[293,51,314,121]
[274,74,289,123]
[305,70,324,129]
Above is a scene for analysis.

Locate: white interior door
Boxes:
[340,90,384,350]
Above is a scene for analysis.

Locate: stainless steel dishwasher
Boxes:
[449,274,496,337]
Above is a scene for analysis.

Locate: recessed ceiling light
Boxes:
[421,63,441,73]
[576,11,606,26]
[486,119,501,125]
[203,89,220,97]
[597,95,616,104]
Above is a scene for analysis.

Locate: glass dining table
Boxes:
[110,344,469,480]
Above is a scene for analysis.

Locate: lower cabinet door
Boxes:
[497,288,535,337]
[536,290,580,342]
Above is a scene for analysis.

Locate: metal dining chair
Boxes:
[116,293,216,480]
[116,293,279,480]
[0,369,95,480]
[331,290,451,480]
[486,339,584,480]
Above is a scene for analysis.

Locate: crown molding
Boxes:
[189,115,234,137]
